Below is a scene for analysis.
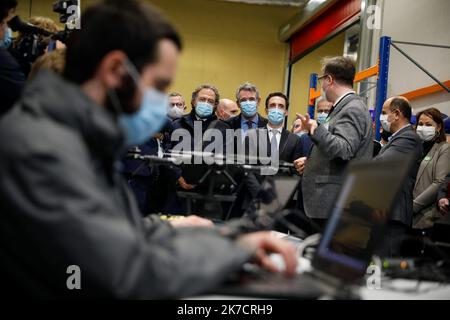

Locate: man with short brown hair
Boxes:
[295,56,373,226]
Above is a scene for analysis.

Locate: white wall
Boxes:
[381,0,450,115]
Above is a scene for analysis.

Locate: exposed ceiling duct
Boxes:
[215,0,308,7]
[278,0,339,42]
[215,0,340,42]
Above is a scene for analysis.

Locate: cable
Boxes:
[378,234,450,288]
[296,233,321,258]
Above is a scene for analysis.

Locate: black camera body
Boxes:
[53,0,79,23]
[7,15,55,75]
[13,33,48,64]
[6,1,79,75]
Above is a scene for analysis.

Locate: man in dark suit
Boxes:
[172,84,220,190]
[253,92,303,164]
[225,82,268,131]
[296,56,373,229]
[231,93,303,219]
[171,84,228,217]
[212,82,268,156]
[374,96,423,256]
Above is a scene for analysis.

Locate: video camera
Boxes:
[8,15,53,64]
[7,0,79,72]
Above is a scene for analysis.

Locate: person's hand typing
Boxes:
[178,176,196,190]
[236,232,297,277]
[169,215,214,228]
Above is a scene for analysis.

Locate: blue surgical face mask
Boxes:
[240,101,258,118]
[0,28,13,49]
[119,88,168,146]
[268,108,285,126]
[195,102,213,118]
[113,59,169,147]
[317,112,329,124]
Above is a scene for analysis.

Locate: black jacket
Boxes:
[0,71,251,298]
[225,113,268,130]
[249,127,303,163]
[0,47,25,116]
[374,125,423,226]
[172,110,217,147]
[210,114,268,157]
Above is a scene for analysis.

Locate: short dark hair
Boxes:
[389,97,412,121]
[265,92,289,109]
[416,107,446,143]
[321,56,356,87]
[64,0,180,84]
[0,0,17,21]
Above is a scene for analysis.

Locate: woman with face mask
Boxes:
[412,108,450,230]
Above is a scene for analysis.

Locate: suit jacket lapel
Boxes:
[328,93,357,120]
[264,129,271,157]
[416,142,439,183]
[279,129,289,159]
[185,113,195,131]
[257,114,266,128]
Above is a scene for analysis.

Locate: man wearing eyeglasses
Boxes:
[294,56,373,227]
[168,92,186,120]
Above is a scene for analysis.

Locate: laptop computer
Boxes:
[213,156,414,299]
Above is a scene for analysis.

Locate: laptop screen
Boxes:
[313,158,412,279]
[259,176,300,214]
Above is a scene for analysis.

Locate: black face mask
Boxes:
[105,74,138,116]
[380,129,392,141]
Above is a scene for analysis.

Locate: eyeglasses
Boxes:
[170,102,184,108]
[317,74,331,83]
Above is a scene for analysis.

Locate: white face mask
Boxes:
[380,114,391,133]
[416,125,436,141]
[167,106,185,119]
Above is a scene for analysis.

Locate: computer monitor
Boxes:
[312,157,413,282]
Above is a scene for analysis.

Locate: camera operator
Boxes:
[9,15,62,76]
[0,0,25,117]
[28,48,66,80]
